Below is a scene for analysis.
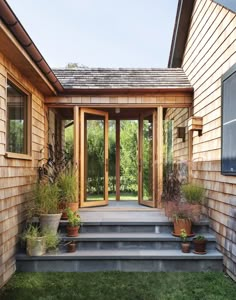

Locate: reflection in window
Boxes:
[7,80,28,154]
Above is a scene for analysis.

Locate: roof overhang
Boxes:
[168,0,194,68]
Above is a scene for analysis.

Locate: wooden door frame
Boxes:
[138,110,157,207]
[80,108,109,207]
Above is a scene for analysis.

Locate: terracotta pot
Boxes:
[67,225,80,237]
[60,202,79,220]
[193,239,207,254]
[67,242,76,253]
[173,218,192,236]
[181,242,190,253]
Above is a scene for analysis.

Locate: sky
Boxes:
[7,0,178,68]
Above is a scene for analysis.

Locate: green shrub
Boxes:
[34,183,59,214]
[57,170,77,203]
[181,183,205,204]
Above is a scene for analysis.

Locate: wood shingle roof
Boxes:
[53,68,192,90]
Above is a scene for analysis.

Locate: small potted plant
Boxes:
[67,241,77,253]
[180,229,190,253]
[34,182,61,234]
[57,169,78,219]
[21,225,46,256]
[172,206,193,237]
[181,183,205,222]
[21,225,60,256]
[66,208,81,237]
[193,235,207,254]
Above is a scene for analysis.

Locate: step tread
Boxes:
[16,249,223,260]
[60,232,216,241]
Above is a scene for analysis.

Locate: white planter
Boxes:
[26,237,46,256]
[40,213,62,234]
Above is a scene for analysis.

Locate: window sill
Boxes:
[5,152,32,160]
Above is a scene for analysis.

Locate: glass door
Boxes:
[80,108,109,207]
[138,111,156,207]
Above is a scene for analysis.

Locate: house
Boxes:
[0,0,235,287]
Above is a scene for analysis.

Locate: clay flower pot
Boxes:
[67,241,76,253]
[193,239,207,254]
[173,218,192,236]
[181,242,190,253]
[67,225,80,237]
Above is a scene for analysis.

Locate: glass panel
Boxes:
[7,81,27,154]
[85,113,105,201]
[142,115,153,201]
[108,120,116,200]
[120,120,138,200]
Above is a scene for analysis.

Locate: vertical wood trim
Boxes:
[188,107,193,182]
[157,107,163,208]
[73,106,80,205]
[104,113,109,203]
[153,110,157,205]
[138,114,143,204]
[116,119,120,201]
[80,108,85,206]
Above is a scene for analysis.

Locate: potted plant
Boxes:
[172,205,193,237]
[34,182,61,234]
[21,225,46,256]
[57,169,78,219]
[162,165,181,218]
[66,208,81,237]
[193,235,207,254]
[21,225,60,256]
[181,183,205,222]
[180,229,190,253]
[67,241,77,253]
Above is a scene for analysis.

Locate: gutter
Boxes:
[0,0,64,93]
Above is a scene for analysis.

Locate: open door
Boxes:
[80,108,109,207]
[138,110,156,207]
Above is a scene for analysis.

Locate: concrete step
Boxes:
[59,232,217,250]
[16,249,223,272]
[59,220,211,234]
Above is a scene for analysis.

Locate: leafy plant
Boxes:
[42,229,60,251]
[57,169,77,203]
[21,224,42,241]
[67,208,81,227]
[181,183,205,204]
[34,182,59,214]
[162,163,181,202]
[180,229,188,242]
[194,235,206,241]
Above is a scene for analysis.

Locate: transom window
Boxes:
[221,64,236,175]
[7,80,30,154]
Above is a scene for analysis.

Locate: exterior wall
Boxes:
[182,0,236,279]
[0,52,46,287]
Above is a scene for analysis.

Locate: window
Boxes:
[222,64,236,175]
[7,80,30,155]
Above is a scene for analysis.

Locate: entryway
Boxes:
[79,108,157,208]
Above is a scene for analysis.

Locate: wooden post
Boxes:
[157,107,163,208]
[116,119,120,201]
[73,106,80,206]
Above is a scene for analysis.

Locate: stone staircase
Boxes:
[16,206,223,272]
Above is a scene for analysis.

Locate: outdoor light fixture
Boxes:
[177,127,186,142]
[115,108,120,114]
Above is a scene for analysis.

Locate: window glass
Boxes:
[7,80,28,154]
[222,68,236,174]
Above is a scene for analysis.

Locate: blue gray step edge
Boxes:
[16,249,223,260]
[59,219,210,226]
[58,232,217,242]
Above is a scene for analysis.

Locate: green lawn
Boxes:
[1,272,235,300]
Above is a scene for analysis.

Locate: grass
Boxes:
[87,192,138,201]
[0,272,235,300]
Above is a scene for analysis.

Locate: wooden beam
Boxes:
[73,106,79,206]
[157,107,163,208]
[188,107,193,182]
[116,120,120,201]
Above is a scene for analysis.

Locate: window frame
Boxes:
[221,63,236,176]
[5,75,32,160]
